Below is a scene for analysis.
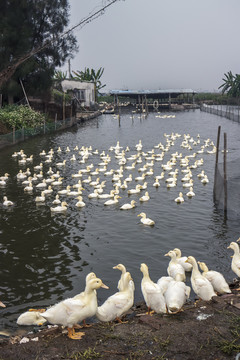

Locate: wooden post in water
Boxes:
[145,95,148,115]
[213,125,221,201]
[223,132,227,215]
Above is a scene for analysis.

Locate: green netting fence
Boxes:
[0,117,77,149]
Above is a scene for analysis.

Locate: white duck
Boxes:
[96,272,134,322]
[156,276,175,294]
[104,195,121,206]
[72,273,98,304]
[35,192,45,203]
[50,202,68,213]
[153,179,160,188]
[138,212,155,226]
[17,310,47,326]
[175,192,184,203]
[75,196,86,208]
[113,264,127,291]
[52,194,61,205]
[36,179,47,189]
[164,251,186,281]
[43,186,53,195]
[67,188,84,197]
[164,279,191,313]
[24,182,33,192]
[88,189,99,199]
[97,190,116,199]
[201,175,209,184]
[227,241,240,277]
[41,278,108,339]
[127,184,141,195]
[140,263,166,314]
[58,185,71,195]
[3,196,14,206]
[120,200,136,210]
[173,248,192,272]
[198,261,231,294]
[139,191,150,202]
[186,187,195,198]
[185,256,216,301]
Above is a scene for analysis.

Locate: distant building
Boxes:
[61,80,95,108]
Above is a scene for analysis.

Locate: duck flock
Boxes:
[1,132,216,226]
[11,239,240,340]
[2,131,238,340]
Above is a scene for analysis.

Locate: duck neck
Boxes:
[191,260,200,276]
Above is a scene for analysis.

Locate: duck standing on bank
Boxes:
[173,248,192,272]
[185,256,216,301]
[140,263,167,314]
[165,250,186,281]
[164,278,191,314]
[228,240,240,278]
[198,261,231,294]
[40,278,108,339]
[96,272,134,323]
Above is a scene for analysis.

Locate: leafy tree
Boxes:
[72,67,106,99]
[0,0,78,103]
[219,71,240,97]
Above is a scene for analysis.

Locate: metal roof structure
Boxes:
[110,89,196,99]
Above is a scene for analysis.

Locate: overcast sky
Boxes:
[62,0,240,92]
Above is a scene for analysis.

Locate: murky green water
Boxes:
[0,109,239,334]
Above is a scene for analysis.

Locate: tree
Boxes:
[0,0,78,103]
[219,71,240,97]
[72,67,106,99]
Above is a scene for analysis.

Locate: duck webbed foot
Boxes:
[67,327,85,340]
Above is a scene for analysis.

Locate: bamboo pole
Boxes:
[223,132,227,215]
[213,125,221,201]
[19,79,31,108]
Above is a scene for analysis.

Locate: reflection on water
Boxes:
[0,109,240,334]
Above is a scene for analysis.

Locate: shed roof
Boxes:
[110,89,196,98]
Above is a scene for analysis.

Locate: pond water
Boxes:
[0,108,240,335]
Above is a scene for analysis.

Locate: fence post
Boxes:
[22,127,24,141]
[44,119,46,134]
[223,132,227,216]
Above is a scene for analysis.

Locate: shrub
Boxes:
[0,105,45,130]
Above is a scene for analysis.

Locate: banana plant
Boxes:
[72,67,106,99]
[219,71,240,97]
